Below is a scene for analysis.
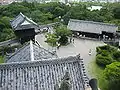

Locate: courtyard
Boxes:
[35,34,105,78]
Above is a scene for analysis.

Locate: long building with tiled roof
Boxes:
[68,19,118,39]
[68,19,117,34]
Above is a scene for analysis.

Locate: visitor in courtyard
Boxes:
[89,49,92,55]
[70,37,72,43]
[73,39,74,43]
[57,43,60,49]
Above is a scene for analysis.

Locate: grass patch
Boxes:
[88,59,109,90]
[0,56,4,63]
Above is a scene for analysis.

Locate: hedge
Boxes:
[96,54,113,67]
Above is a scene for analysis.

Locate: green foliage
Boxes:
[56,26,72,37]
[0,16,11,28]
[0,21,5,30]
[0,16,15,42]
[45,26,72,46]
[96,45,118,67]
[112,51,120,61]
[100,50,109,56]
[88,60,109,90]
[58,36,68,45]
[97,45,110,51]
[96,54,113,66]
[45,33,57,47]
[104,62,120,90]
[55,26,72,45]
[113,6,120,19]
[0,56,4,63]
[0,28,15,42]
[96,45,117,54]
[95,45,120,90]
[0,2,120,42]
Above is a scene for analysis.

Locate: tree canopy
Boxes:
[104,62,120,90]
[0,2,120,42]
[55,26,72,45]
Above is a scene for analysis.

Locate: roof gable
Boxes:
[10,12,38,30]
[21,20,31,25]
[6,40,57,63]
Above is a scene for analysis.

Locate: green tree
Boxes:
[55,26,72,45]
[53,6,64,17]
[0,21,5,30]
[45,33,58,47]
[0,28,15,42]
[113,51,120,61]
[96,54,113,67]
[0,56,4,63]
[0,16,11,28]
[104,62,120,90]
[113,7,120,19]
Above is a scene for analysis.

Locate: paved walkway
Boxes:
[35,34,105,78]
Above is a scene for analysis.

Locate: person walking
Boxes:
[70,37,72,43]
[73,39,74,43]
[57,43,60,49]
[89,49,92,55]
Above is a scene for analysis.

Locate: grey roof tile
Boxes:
[0,55,87,90]
[6,41,57,63]
[68,19,118,34]
[10,12,38,30]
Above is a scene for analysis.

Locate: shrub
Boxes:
[0,56,4,63]
[112,51,120,61]
[96,47,102,54]
[98,45,110,51]
[101,50,109,56]
[96,54,113,67]
[104,62,120,90]
[58,36,68,45]
[96,45,116,54]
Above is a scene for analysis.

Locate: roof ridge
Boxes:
[34,41,57,56]
[11,12,25,29]
[30,40,34,61]
[6,40,58,63]
[70,19,117,26]
[25,16,38,26]
[2,55,81,68]
[10,12,38,30]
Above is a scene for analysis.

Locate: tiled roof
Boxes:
[68,19,118,34]
[10,12,38,30]
[5,41,57,63]
[0,55,88,90]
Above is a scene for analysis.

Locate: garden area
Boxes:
[45,25,72,47]
[89,45,120,90]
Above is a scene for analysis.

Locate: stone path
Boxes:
[35,34,105,78]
